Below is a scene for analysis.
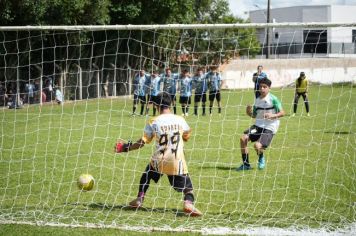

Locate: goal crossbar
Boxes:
[1,22,356,31]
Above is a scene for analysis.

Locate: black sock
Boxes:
[242,153,250,166]
[173,106,176,114]
[209,106,212,114]
[218,107,221,113]
[182,107,185,114]
[153,107,156,116]
[133,106,136,114]
[202,105,206,115]
[194,106,198,115]
[183,192,194,202]
[140,105,144,115]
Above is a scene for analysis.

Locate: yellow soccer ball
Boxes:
[77,174,95,191]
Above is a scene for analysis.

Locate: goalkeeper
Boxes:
[115,92,202,216]
[237,78,285,171]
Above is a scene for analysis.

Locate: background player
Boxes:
[192,67,208,116]
[132,69,149,116]
[115,92,202,216]
[237,78,285,171]
[292,71,310,117]
[206,65,222,115]
[146,71,161,116]
[161,68,179,114]
[179,69,193,117]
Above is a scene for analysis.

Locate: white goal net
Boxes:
[0,23,355,235]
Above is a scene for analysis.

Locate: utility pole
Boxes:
[266,0,271,59]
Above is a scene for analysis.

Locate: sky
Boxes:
[228,0,356,19]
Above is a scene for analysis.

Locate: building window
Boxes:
[352,30,356,43]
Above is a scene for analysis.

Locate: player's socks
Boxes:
[173,106,176,114]
[209,106,212,114]
[194,106,198,115]
[140,105,144,115]
[133,106,136,114]
[202,105,206,115]
[242,153,250,166]
[218,107,221,113]
[258,154,265,170]
[153,107,156,116]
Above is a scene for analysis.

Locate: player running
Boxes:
[115,92,202,216]
[237,77,285,171]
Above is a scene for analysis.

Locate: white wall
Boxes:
[249,5,356,46]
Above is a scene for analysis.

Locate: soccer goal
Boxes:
[0,23,355,235]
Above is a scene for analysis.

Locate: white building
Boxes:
[249,5,356,56]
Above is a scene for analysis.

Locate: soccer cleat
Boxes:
[258,156,265,170]
[185,113,189,117]
[183,201,202,217]
[291,113,296,117]
[129,197,143,208]
[307,113,310,117]
[236,164,252,171]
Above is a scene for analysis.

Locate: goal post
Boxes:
[0,23,355,235]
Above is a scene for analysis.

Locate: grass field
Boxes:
[0,85,355,235]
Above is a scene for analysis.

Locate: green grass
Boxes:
[0,85,355,234]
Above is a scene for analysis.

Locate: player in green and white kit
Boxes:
[237,77,285,171]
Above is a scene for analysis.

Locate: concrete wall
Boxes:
[221,58,356,89]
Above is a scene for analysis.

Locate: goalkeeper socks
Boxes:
[183,192,194,202]
[242,153,250,166]
[138,191,145,199]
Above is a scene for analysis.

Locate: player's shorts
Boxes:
[133,94,146,104]
[209,90,221,102]
[194,92,207,103]
[145,164,193,192]
[170,94,176,102]
[148,95,159,105]
[243,125,274,148]
[179,96,191,104]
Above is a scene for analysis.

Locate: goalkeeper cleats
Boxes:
[258,156,265,170]
[183,201,202,217]
[129,197,144,208]
[236,164,252,171]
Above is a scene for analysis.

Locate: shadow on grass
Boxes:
[324,131,353,135]
[201,165,236,171]
[66,202,187,217]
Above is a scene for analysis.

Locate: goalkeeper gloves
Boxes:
[115,141,132,153]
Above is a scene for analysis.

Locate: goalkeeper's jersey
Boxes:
[253,93,283,134]
[142,113,191,175]
[296,77,308,93]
